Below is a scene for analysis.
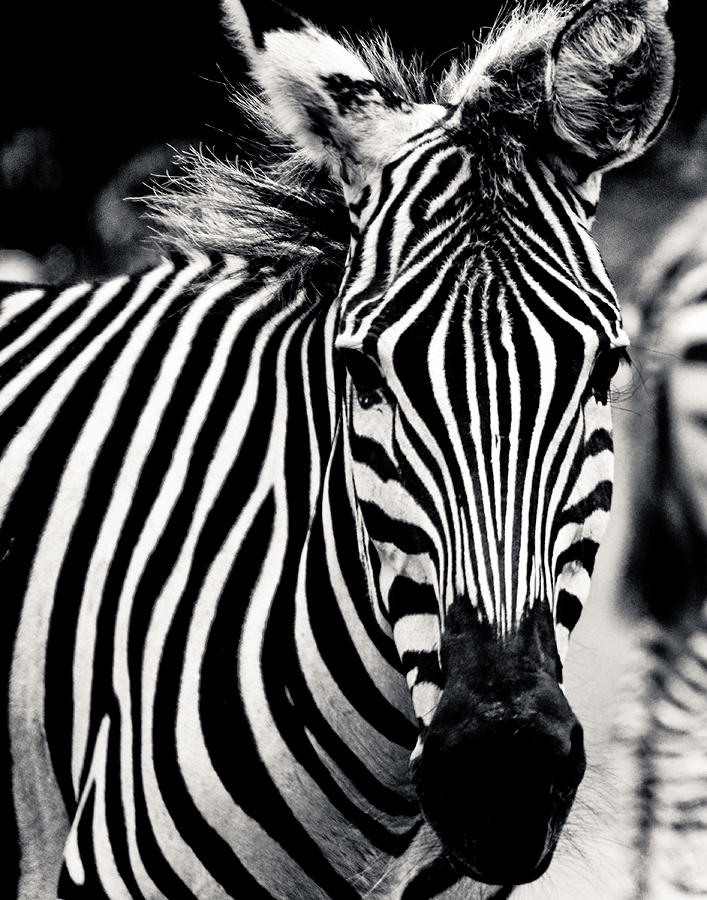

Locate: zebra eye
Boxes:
[341,349,386,409]
[590,347,630,398]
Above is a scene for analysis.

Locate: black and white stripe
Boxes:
[617,197,707,899]
[3,0,675,896]
[336,151,626,719]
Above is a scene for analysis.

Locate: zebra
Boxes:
[1,0,675,897]
[616,196,707,899]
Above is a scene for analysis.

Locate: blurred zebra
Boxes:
[618,196,707,899]
[2,1,675,897]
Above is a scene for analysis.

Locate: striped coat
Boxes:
[3,0,675,896]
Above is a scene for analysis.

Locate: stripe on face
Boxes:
[337,137,627,720]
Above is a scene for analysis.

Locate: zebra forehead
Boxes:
[336,231,623,353]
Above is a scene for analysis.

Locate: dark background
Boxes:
[1,0,704,288]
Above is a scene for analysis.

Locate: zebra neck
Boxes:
[292,412,419,794]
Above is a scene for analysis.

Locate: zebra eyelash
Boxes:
[618,347,632,368]
[339,348,387,408]
[592,346,631,380]
[590,346,632,402]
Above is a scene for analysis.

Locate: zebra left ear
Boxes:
[547,0,675,177]
[221,0,443,179]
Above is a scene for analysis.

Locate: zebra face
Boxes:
[660,270,707,537]
[227,0,674,886]
[335,148,625,883]
[336,147,627,686]
[623,221,707,625]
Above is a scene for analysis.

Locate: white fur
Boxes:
[448,5,565,105]
[221,1,447,174]
[548,0,675,171]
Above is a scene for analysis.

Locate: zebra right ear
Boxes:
[221,0,444,180]
[221,0,311,63]
[546,0,676,177]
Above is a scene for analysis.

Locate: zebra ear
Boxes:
[221,0,440,178]
[546,0,675,176]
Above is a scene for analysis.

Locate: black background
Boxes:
[1,0,703,284]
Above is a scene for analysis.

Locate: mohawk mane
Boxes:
[144,6,567,291]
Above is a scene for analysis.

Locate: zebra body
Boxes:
[627,619,707,899]
[3,1,675,897]
[5,255,359,899]
[618,197,707,899]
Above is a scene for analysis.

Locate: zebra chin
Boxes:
[413,784,575,886]
[409,602,586,886]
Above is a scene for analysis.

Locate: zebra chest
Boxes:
[55,516,423,900]
[6,404,424,898]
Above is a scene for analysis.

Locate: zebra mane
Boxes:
[144,5,566,290]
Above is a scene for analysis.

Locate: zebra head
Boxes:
[226,0,674,885]
[622,197,707,625]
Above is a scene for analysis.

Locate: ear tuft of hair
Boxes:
[221,0,306,55]
[218,0,448,178]
[548,0,675,173]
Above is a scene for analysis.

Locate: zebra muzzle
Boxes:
[411,698,585,884]
[409,606,586,885]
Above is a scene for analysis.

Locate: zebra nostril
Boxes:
[568,722,584,766]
